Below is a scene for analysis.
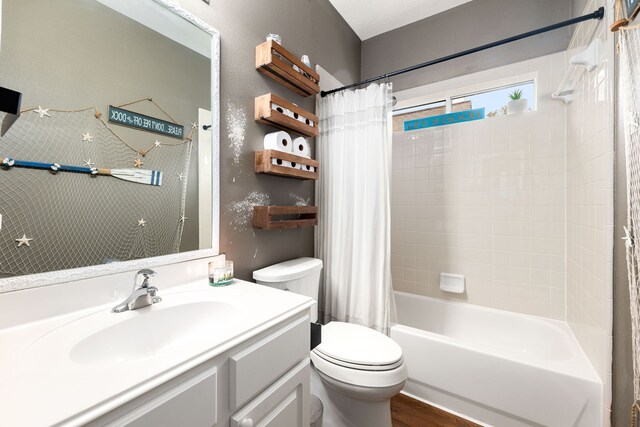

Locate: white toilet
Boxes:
[253,257,407,427]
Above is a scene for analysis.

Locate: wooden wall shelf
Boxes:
[255,150,319,180]
[255,93,319,137]
[253,206,318,230]
[256,40,320,97]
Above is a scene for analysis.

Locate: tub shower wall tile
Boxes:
[392,53,567,320]
[391,6,613,422]
[565,0,614,419]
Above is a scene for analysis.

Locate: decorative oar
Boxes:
[1,158,162,186]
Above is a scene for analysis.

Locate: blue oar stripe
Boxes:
[59,165,93,173]
[13,160,92,174]
[14,160,54,169]
[151,170,162,186]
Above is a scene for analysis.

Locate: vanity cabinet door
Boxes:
[105,367,217,427]
[229,315,309,410]
[230,358,310,427]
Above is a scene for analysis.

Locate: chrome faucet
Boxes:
[112,269,162,313]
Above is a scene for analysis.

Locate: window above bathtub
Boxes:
[393,73,537,132]
[452,80,535,117]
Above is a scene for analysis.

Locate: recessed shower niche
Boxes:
[0,0,219,280]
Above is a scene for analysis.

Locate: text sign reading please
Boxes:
[108,105,184,139]
[404,108,485,131]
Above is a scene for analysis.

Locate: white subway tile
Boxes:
[391,37,612,389]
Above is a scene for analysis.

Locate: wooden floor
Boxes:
[391,394,481,427]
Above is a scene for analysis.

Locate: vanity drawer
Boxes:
[230,315,309,410]
[230,358,310,427]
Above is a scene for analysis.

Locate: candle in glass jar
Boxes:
[209,260,233,286]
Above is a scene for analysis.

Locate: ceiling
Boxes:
[328,0,473,40]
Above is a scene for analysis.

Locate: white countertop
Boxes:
[0,279,314,427]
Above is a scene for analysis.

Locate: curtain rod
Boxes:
[320,6,605,98]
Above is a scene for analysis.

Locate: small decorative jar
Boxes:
[209,260,234,287]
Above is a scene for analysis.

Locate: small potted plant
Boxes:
[507,89,528,115]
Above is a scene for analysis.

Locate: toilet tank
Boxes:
[253,258,323,322]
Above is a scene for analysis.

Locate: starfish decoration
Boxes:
[137,218,147,227]
[34,106,50,118]
[191,122,198,129]
[82,132,94,143]
[15,234,33,247]
[83,159,95,167]
[177,173,185,181]
[154,140,162,147]
[179,215,187,223]
[133,159,143,168]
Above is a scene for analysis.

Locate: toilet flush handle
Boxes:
[240,418,253,427]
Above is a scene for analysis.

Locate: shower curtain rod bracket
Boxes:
[320,7,605,98]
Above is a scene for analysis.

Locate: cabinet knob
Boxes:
[240,418,254,427]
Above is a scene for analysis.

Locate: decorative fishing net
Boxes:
[620,26,640,419]
[0,107,192,276]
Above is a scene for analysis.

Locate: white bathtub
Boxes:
[390,292,603,427]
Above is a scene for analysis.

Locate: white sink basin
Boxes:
[24,295,240,366]
[70,301,237,365]
[69,301,237,364]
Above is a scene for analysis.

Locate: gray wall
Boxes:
[0,0,360,280]
[361,0,574,92]
[572,0,592,18]
[178,0,361,281]
[614,88,632,427]
[614,28,634,427]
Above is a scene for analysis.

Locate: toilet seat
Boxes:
[313,350,404,371]
[314,322,403,369]
[311,322,408,388]
[311,351,407,389]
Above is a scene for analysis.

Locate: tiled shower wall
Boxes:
[565,0,614,419]
[391,1,615,420]
[391,53,568,319]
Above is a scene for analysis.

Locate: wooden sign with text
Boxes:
[108,105,184,139]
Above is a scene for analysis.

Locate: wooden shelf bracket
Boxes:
[253,206,318,230]
[256,40,320,97]
[255,93,319,137]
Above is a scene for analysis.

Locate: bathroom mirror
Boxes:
[0,0,220,292]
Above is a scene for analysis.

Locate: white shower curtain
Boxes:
[315,83,395,334]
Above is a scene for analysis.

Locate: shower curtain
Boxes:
[315,83,395,334]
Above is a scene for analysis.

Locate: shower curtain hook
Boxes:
[384,75,393,91]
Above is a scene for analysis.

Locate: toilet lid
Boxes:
[313,322,403,370]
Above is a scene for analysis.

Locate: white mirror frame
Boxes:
[0,0,220,293]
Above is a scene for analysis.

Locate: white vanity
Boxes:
[0,257,314,426]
